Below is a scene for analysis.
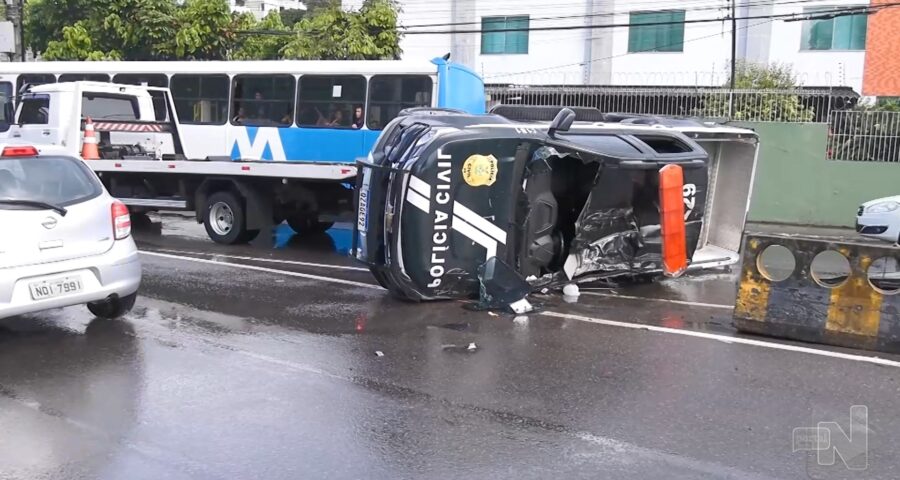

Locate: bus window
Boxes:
[113,73,169,121]
[231,74,295,127]
[112,73,168,88]
[296,75,366,129]
[366,75,433,130]
[171,74,229,125]
[59,73,110,83]
[17,74,56,94]
[82,93,139,120]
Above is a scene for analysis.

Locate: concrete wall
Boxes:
[735,122,898,227]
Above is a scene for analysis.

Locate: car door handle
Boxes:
[42,130,50,136]
[39,240,63,250]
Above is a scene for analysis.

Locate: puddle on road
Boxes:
[134,212,355,258]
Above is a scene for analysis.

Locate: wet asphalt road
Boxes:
[2,214,899,480]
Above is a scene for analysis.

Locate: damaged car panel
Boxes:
[353,108,759,301]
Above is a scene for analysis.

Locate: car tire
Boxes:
[204,191,251,244]
[87,292,137,319]
[287,214,334,235]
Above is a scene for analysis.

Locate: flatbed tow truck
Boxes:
[5,81,356,244]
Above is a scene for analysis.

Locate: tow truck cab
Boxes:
[354,109,759,301]
[5,82,180,160]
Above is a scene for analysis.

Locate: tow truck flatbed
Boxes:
[88,159,357,181]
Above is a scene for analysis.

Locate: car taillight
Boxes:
[112,201,131,240]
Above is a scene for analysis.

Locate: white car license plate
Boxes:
[29,276,83,301]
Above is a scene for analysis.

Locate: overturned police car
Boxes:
[353,107,759,302]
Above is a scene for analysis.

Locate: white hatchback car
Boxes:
[0,145,141,320]
[856,195,900,245]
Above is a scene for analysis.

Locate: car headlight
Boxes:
[866,201,900,214]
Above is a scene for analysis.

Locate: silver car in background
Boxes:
[0,145,141,320]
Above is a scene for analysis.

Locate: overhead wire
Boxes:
[396,0,837,29]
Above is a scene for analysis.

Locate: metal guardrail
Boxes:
[485,85,858,123]
[486,84,900,163]
[733,232,900,353]
[828,110,900,163]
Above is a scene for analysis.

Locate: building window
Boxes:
[171,74,229,125]
[800,7,867,51]
[367,75,433,130]
[231,74,296,126]
[628,10,685,53]
[481,16,529,55]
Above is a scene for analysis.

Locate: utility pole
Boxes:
[18,0,23,61]
[729,0,737,118]
[730,0,737,90]
[4,0,25,61]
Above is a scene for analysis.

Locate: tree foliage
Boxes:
[699,61,815,122]
[230,11,289,60]
[281,0,402,60]
[26,0,402,61]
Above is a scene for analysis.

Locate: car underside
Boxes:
[353,107,759,302]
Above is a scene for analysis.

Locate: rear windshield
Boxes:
[0,156,102,208]
[82,93,139,120]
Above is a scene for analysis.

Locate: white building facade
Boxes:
[345,0,870,92]
[232,0,306,18]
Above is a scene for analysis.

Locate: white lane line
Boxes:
[541,311,900,368]
[141,251,381,290]
[583,292,734,310]
[147,248,369,272]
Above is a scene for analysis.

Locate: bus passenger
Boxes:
[328,109,345,127]
[352,106,364,129]
[233,107,246,124]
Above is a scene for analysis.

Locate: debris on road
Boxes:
[442,343,479,353]
[375,351,385,357]
[563,284,580,297]
[474,258,535,314]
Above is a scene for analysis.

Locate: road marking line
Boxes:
[583,292,734,310]
[541,311,900,368]
[147,248,369,272]
[141,251,381,290]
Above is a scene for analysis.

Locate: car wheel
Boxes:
[87,292,137,319]
[204,191,252,244]
[287,214,334,235]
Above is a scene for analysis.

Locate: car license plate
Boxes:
[29,276,83,301]
[357,189,369,232]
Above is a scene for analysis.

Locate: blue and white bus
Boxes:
[0,57,486,163]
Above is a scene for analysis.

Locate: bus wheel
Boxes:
[287,214,334,235]
[204,191,253,244]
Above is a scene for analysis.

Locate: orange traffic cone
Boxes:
[81,117,100,160]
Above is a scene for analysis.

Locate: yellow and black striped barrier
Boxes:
[734,232,900,353]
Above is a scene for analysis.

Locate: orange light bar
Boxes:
[658,164,688,277]
[1,146,38,157]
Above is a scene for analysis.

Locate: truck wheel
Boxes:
[287,214,334,235]
[87,292,137,319]
[204,191,257,244]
